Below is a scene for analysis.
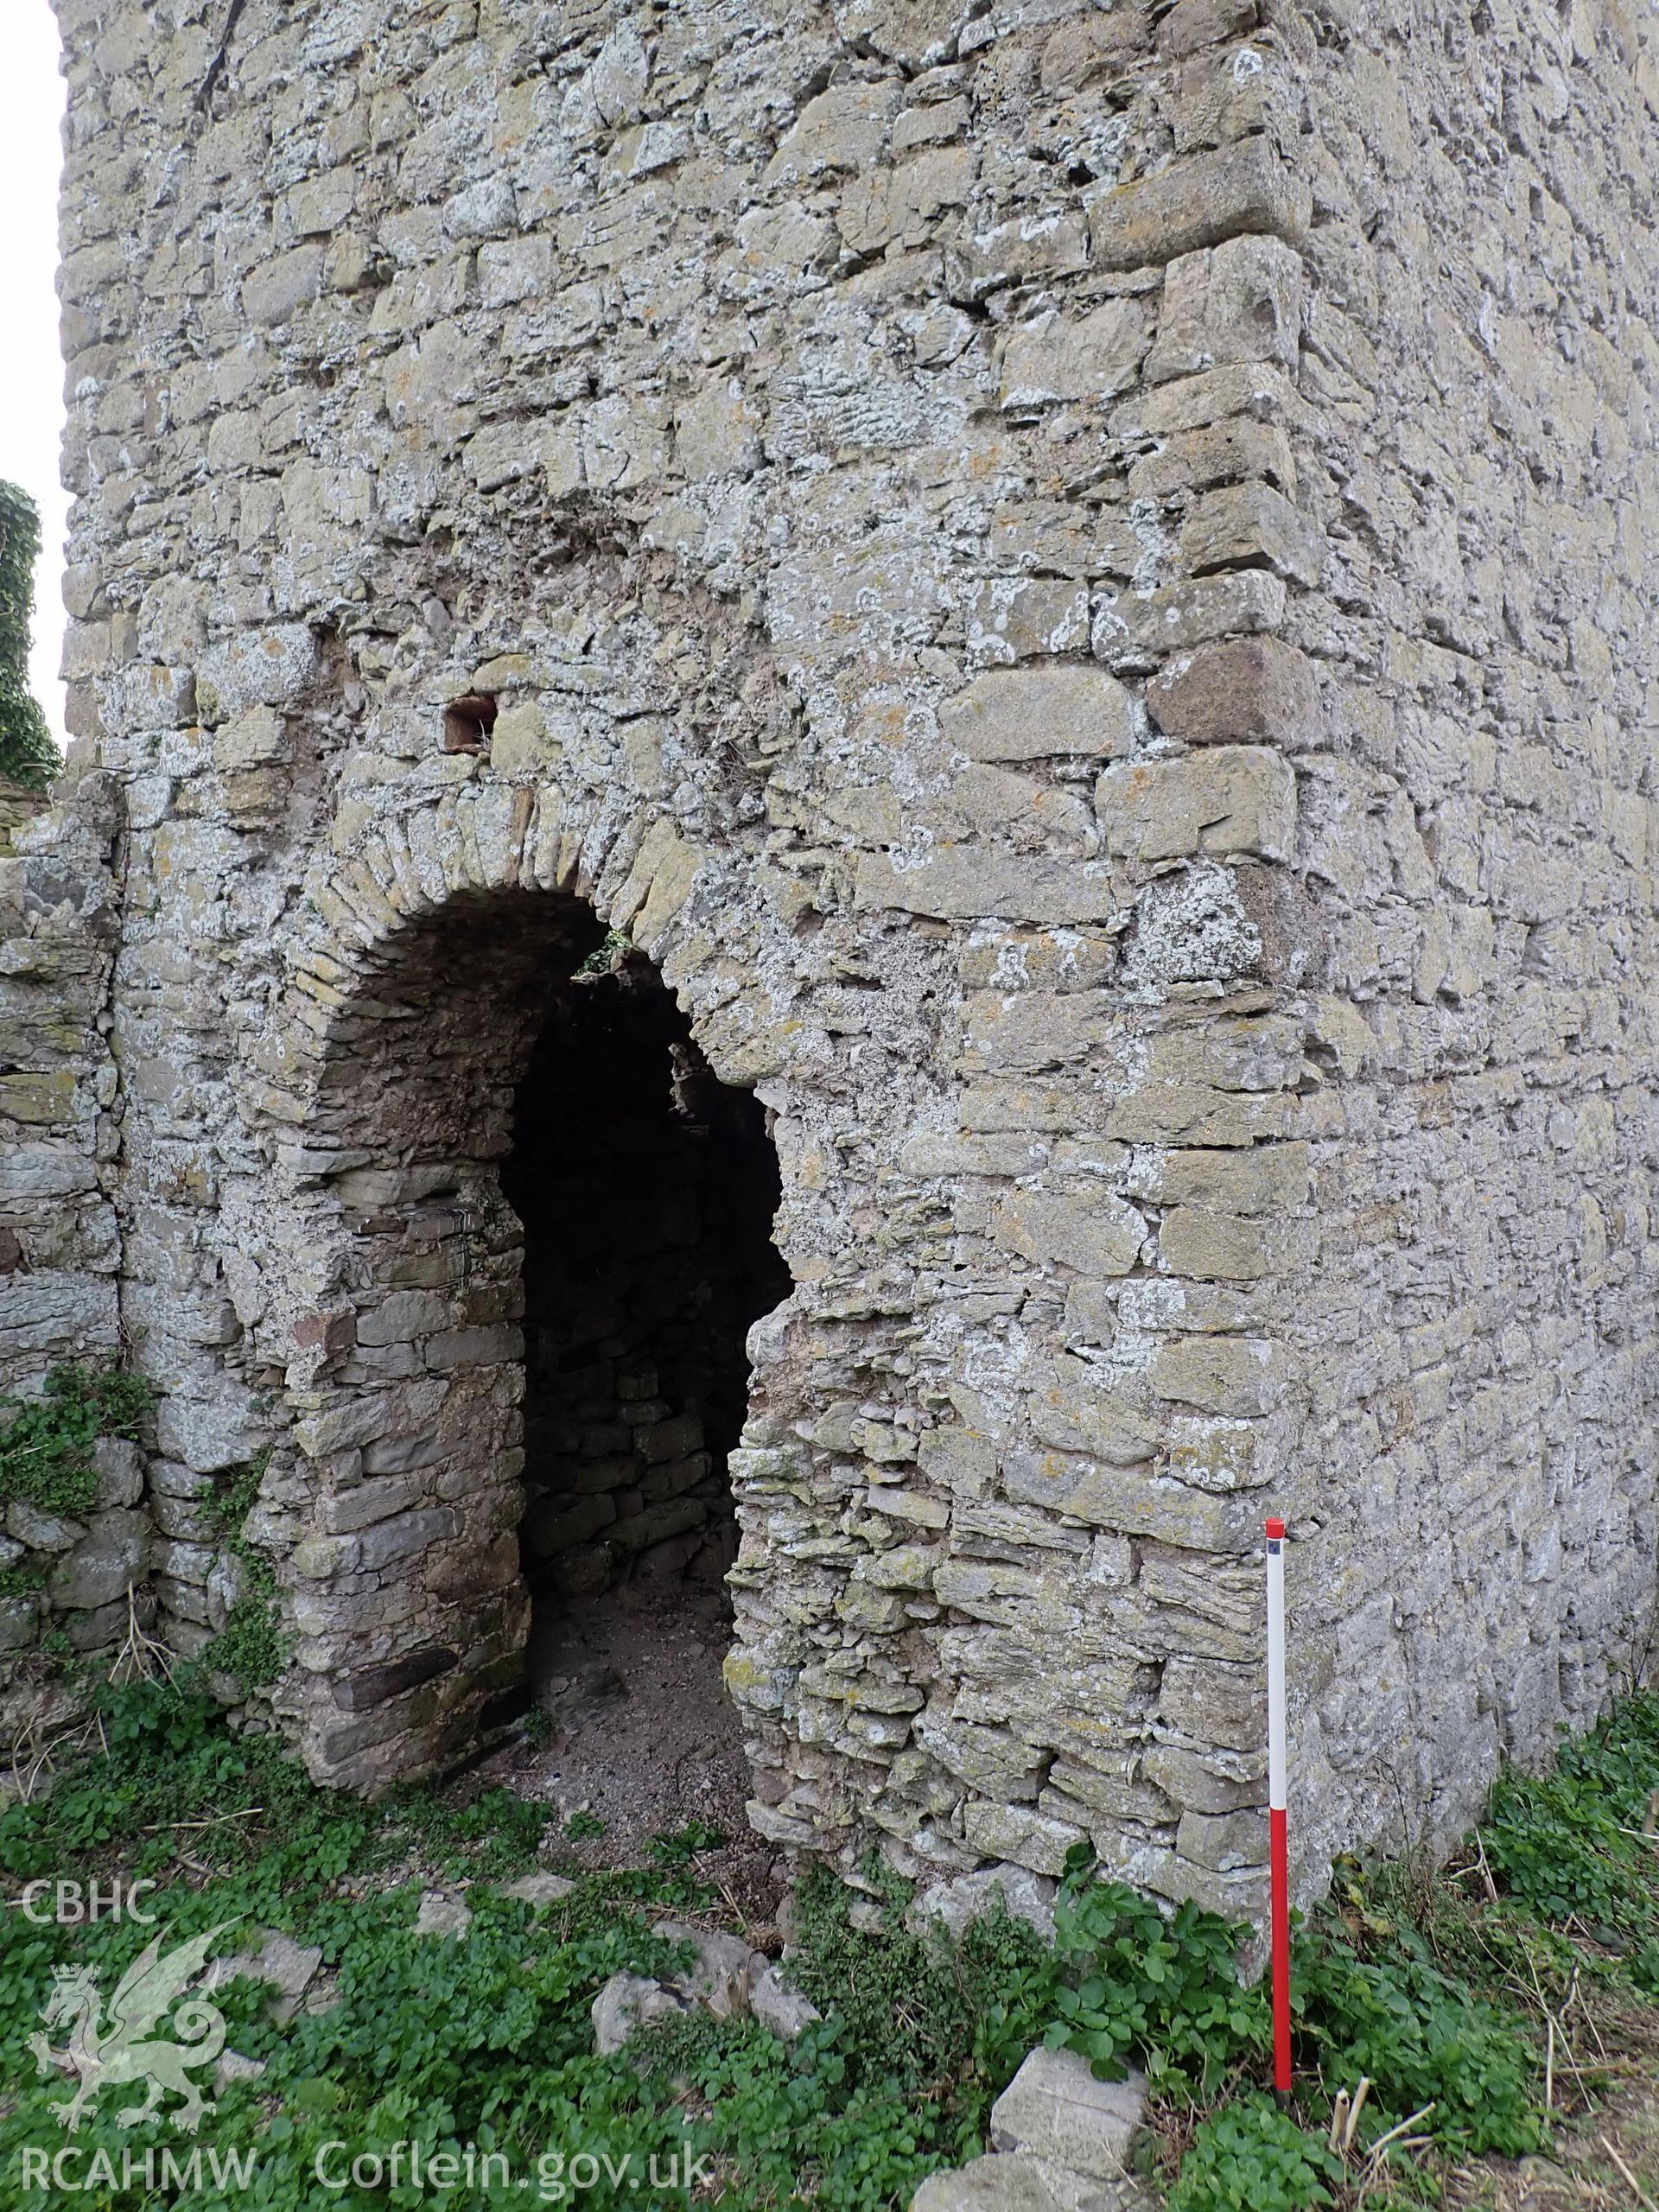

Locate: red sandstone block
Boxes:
[1146,636,1322,747]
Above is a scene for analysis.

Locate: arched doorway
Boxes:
[502,945,791,1833]
[284,881,791,1799]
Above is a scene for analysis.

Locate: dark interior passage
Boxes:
[499,948,791,1683]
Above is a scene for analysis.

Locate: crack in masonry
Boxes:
[194,0,248,111]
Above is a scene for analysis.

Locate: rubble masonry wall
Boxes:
[7,0,1655,1904]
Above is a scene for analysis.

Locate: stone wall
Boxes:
[1280,0,1659,1870]
[0,771,120,1388]
[29,0,1659,1902]
[0,768,138,1735]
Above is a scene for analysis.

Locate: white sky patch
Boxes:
[0,0,67,744]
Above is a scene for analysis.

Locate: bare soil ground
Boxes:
[479,1572,784,1928]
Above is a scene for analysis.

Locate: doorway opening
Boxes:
[499,945,791,1847]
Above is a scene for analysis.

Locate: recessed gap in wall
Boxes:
[498,950,791,1851]
[442,693,498,752]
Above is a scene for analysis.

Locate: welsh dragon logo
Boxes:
[27,1925,233,2134]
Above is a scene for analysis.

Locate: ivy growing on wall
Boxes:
[0,1364,156,1518]
[202,1450,291,1691]
[0,480,60,790]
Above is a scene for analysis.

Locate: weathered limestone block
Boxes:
[1158,0,1262,61]
[855,853,1122,925]
[1097,749,1295,861]
[194,626,319,721]
[911,2153,1123,2212]
[1135,1845,1265,1923]
[748,1961,822,2040]
[291,1535,360,1580]
[1126,1141,1310,1215]
[68,1596,141,1651]
[1147,1336,1285,1416]
[48,1510,149,1611]
[425,1323,522,1370]
[242,245,325,325]
[1142,1015,1302,1093]
[213,706,290,772]
[157,1389,264,1474]
[1027,1354,1160,1465]
[933,1558,1047,1620]
[1124,359,1303,442]
[1179,482,1323,588]
[1146,234,1304,383]
[991,1192,1148,1276]
[864,1487,950,1531]
[356,1289,452,1346]
[1174,1806,1265,1872]
[1087,139,1312,271]
[957,991,1118,1074]
[116,664,196,728]
[358,1507,459,1572]
[963,1801,1090,1878]
[675,378,765,480]
[1126,416,1297,502]
[0,1596,38,1652]
[649,1917,768,2019]
[8,1503,83,1552]
[1173,39,1300,154]
[998,300,1151,407]
[92,1438,144,1509]
[763,82,901,186]
[1142,1741,1265,1815]
[1159,1206,1299,1281]
[939,669,1135,764]
[333,1648,460,1713]
[921,765,1096,857]
[957,931,1118,994]
[1160,1655,1262,1749]
[839,143,977,255]
[1103,1082,1289,1147]
[907,1865,1058,1943]
[990,2047,1145,2180]
[945,213,1090,301]
[0,1276,118,1377]
[1094,570,1287,661]
[0,1068,77,1124]
[918,1707,1048,1798]
[964,579,1091,664]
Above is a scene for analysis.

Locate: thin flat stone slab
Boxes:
[748,1960,822,2039]
[1022,2159,1157,2212]
[912,2153,1148,2212]
[649,1916,768,2019]
[989,2049,1147,2180]
[499,1871,576,1907]
[912,2154,1077,2212]
[590,1972,690,2055]
[206,1929,324,2025]
[413,1888,474,1940]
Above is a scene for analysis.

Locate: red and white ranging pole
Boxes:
[1266,1516,1293,2102]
